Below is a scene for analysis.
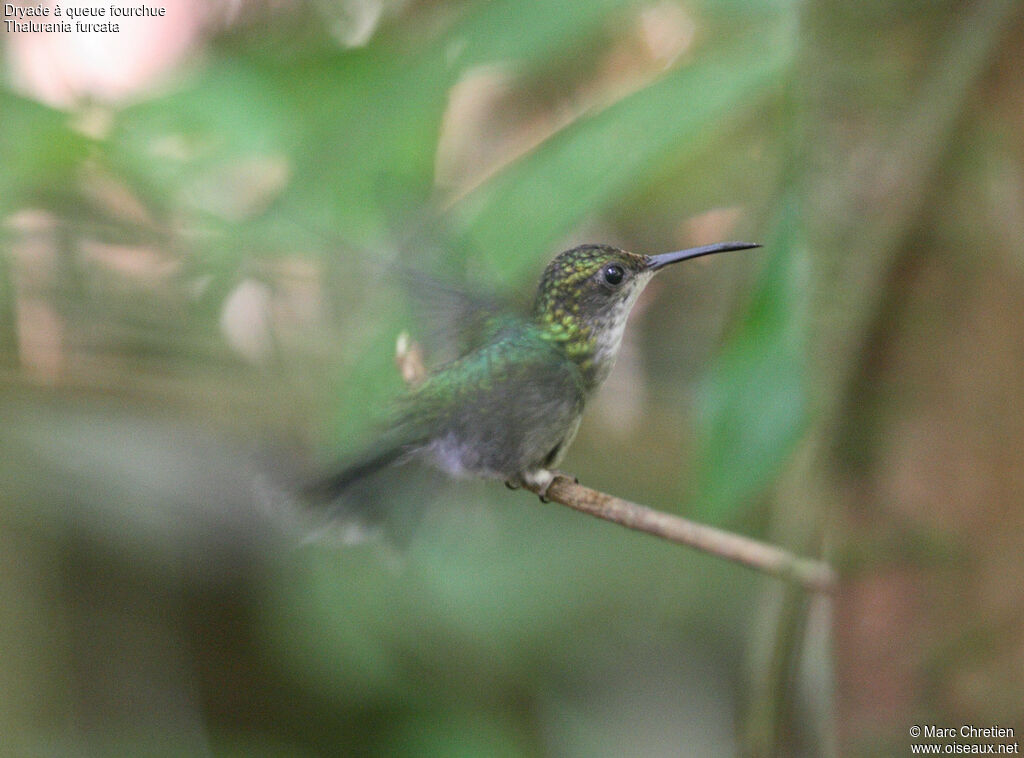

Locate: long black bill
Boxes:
[646,241,761,271]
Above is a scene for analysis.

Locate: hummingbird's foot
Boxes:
[513,469,579,502]
[537,470,581,501]
[519,468,556,501]
[522,468,582,501]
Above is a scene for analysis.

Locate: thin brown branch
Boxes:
[524,476,836,594]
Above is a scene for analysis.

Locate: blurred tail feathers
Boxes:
[298,439,443,547]
[303,444,410,502]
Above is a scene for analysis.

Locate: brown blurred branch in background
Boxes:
[396,332,836,594]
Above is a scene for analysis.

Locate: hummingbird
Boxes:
[309,240,759,507]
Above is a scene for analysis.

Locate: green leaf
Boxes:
[452,0,638,70]
[276,0,642,250]
[688,193,809,521]
[0,91,93,213]
[453,29,793,283]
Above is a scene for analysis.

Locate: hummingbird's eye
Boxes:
[602,264,625,286]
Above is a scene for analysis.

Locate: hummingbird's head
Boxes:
[533,241,760,386]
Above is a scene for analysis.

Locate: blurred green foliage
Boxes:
[3,0,1022,755]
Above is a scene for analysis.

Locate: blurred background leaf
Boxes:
[689,192,808,522]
